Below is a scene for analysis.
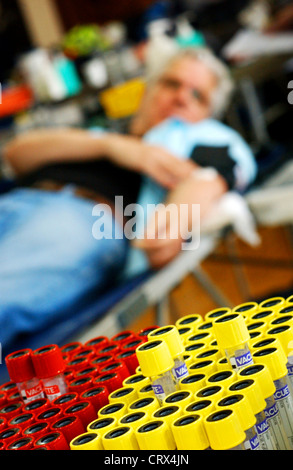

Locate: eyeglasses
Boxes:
[157,77,210,107]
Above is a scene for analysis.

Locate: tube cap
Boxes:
[128,397,160,415]
[184,399,214,418]
[176,314,203,331]
[232,302,259,317]
[238,363,276,399]
[206,369,236,389]
[179,372,206,393]
[52,415,85,444]
[213,313,250,350]
[108,386,137,406]
[64,400,97,427]
[163,390,193,410]
[216,393,256,430]
[136,340,174,377]
[87,417,117,436]
[205,307,231,322]
[252,347,288,381]
[259,297,286,310]
[32,345,65,379]
[204,409,245,450]
[7,436,34,450]
[151,405,182,427]
[228,378,266,415]
[81,386,109,412]
[98,402,127,420]
[119,411,149,431]
[5,349,36,383]
[135,420,176,450]
[35,431,69,450]
[267,325,293,356]
[122,373,150,390]
[195,384,224,402]
[70,431,103,450]
[102,426,140,450]
[148,326,184,358]
[172,414,209,450]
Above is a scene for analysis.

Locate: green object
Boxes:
[62,25,110,57]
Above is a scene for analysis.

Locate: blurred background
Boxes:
[1,0,293,323]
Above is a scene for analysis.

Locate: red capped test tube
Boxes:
[32,345,68,401]
[5,349,45,403]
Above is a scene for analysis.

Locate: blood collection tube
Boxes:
[108,386,138,406]
[232,302,259,318]
[206,369,237,390]
[68,376,94,394]
[122,373,150,391]
[64,400,97,428]
[0,392,6,408]
[22,397,50,415]
[94,372,123,393]
[98,402,128,421]
[163,390,193,412]
[136,340,178,404]
[128,397,160,416]
[178,372,206,394]
[87,417,117,436]
[0,402,23,421]
[184,399,214,418]
[148,326,189,382]
[175,313,204,331]
[213,313,253,370]
[84,336,109,352]
[60,342,83,358]
[81,386,109,412]
[111,330,137,346]
[239,363,290,450]
[0,427,22,446]
[32,345,68,401]
[70,431,103,450]
[151,405,182,427]
[34,431,69,450]
[115,350,139,375]
[23,421,50,441]
[99,360,130,382]
[204,409,246,450]
[51,415,85,444]
[215,393,260,450]
[119,411,149,431]
[52,392,79,410]
[205,307,232,322]
[259,297,286,311]
[172,414,210,450]
[102,426,140,450]
[36,406,63,426]
[135,419,176,450]
[7,436,35,450]
[229,378,276,450]
[8,412,36,430]
[266,324,293,389]
[5,349,45,403]
[253,347,293,449]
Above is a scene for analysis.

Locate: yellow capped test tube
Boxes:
[70,432,103,450]
[172,414,210,450]
[135,420,176,450]
[204,409,246,450]
[102,426,140,450]
[176,314,203,332]
[148,326,189,383]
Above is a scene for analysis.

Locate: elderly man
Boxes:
[1,47,256,346]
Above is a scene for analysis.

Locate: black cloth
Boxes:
[17,158,142,210]
[190,145,237,189]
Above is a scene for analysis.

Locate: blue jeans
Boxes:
[0,186,128,348]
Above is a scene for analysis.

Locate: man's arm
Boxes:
[3,128,195,189]
[134,171,228,269]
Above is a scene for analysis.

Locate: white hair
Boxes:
[146,46,235,119]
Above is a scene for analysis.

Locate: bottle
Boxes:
[213,313,253,370]
[238,363,290,450]
[136,340,178,405]
[204,409,246,450]
[172,414,210,450]
[32,345,68,401]
[215,392,260,450]
[228,378,276,450]
[253,347,293,449]
[5,349,45,403]
[148,326,189,382]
